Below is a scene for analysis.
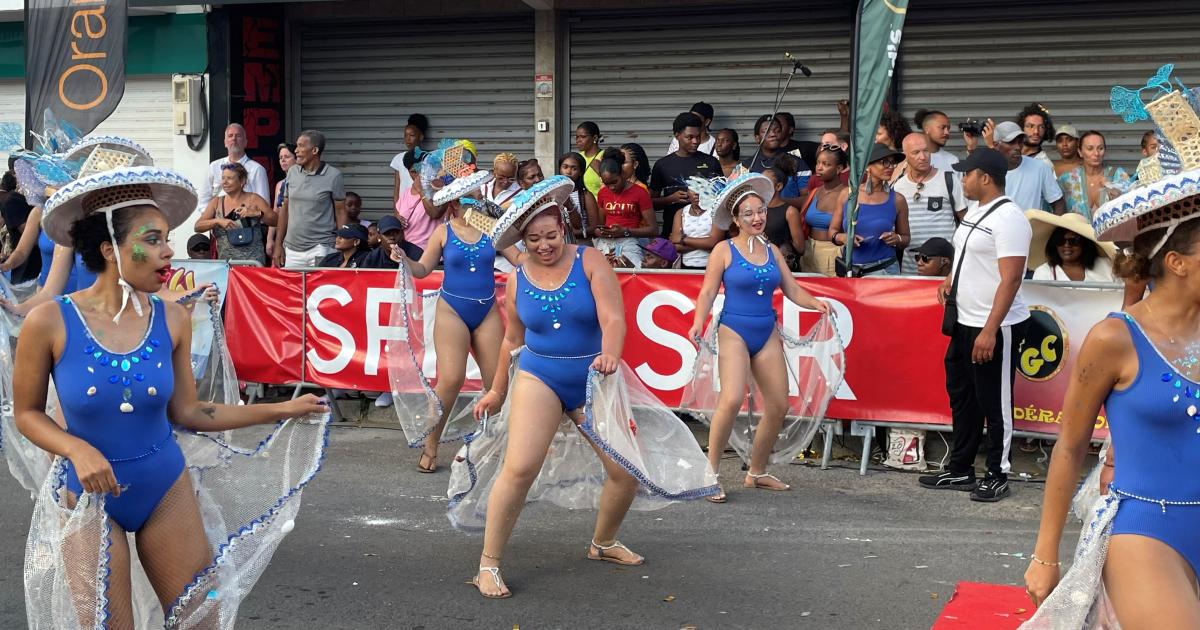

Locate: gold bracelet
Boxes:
[1030,553,1060,567]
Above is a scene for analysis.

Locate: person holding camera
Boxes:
[193,162,276,263]
[919,148,1030,503]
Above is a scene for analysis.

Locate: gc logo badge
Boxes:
[1018,306,1068,382]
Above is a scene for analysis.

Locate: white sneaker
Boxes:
[375,392,394,408]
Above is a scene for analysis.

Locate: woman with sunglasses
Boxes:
[1026,210,1115,282]
[829,144,910,276]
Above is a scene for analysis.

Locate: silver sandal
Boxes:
[743,472,791,491]
[471,566,511,599]
[588,539,645,566]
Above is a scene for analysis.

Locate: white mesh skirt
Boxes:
[446,354,720,532]
[680,313,845,465]
[385,262,481,449]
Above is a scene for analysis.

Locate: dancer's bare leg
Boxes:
[744,332,790,490]
[705,326,751,497]
[422,300,471,469]
[573,410,641,564]
[476,373,565,597]
[135,472,213,627]
[1104,534,1200,630]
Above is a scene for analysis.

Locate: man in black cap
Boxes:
[919,147,1031,503]
[319,223,370,268]
[187,234,212,260]
[912,237,953,277]
[665,102,716,156]
[361,215,424,268]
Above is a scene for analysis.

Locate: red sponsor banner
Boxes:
[224,268,1118,436]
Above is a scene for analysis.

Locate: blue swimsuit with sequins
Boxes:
[718,241,782,357]
[441,223,498,332]
[53,295,183,533]
[1105,312,1200,578]
[516,246,601,411]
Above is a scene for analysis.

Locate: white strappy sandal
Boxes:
[588,539,645,566]
[471,566,511,599]
[743,472,791,491]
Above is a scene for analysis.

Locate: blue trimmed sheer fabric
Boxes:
[385,261,483,448]
[681,310,845,466]
[445,354,720,532]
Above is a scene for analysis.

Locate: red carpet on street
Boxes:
[931,581,1034,629]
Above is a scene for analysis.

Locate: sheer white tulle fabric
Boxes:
[22,291,331,629]
[446,355,719,532]
[0,276,57,496]
[385,262,479,448]
[1020,442,1120,629]
[680,313,845,465]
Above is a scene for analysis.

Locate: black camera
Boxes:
[958,119,985,136]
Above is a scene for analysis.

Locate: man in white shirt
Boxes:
[919,147,1030,503]
[1016,103,1055,170]
[196,123,270,212]
[992,121,1065,214]
[892,132,966,274]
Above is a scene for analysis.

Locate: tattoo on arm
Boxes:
[199,405,216,420]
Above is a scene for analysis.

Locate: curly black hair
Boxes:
[1016,103,1055,144]
[877,110,912,149]
[1045,227,1099,269]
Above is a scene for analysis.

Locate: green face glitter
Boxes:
[134,223,155,238]
[132,244,148,263]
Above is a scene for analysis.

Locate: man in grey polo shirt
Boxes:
[273,129,347,268]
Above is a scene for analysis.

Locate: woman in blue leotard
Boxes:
[688,173,832,503]
[1023,166,1200,627]
[404,168,523,472]
[13,164,325,627]
[461,176,718,598]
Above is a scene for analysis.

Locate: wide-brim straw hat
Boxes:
[489,175,575,250]
[42,165,198,245]
[713,173,774,230]
[1092,168,1200,243]
[432,169,493,206]
[1026,209,1117,270]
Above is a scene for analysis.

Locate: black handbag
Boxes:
[942,199,1004,336]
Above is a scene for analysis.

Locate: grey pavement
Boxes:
[0,423,1079,630]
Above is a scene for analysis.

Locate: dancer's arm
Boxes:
[164,301,325,430]
[407,224,446,278]
[0,206,41,272]
[498,246,526,266]
[1,244,76,316]
[688,241,728,341]
[583,246,624,374]
[774,246,830,315]
[1024,319,1129,606]
[474,273,524,420]
[13,302,122,495]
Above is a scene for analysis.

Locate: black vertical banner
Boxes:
[24,0,127,148]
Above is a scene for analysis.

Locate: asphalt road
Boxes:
[0,425,1075,630]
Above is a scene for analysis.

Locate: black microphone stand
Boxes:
[749,58,813,168]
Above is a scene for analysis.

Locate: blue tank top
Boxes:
[722,241,781,317]
[843,190,898,264]
[1105,312,1200,500]
[51,295,176,461]
[442,223,497,299]
[37,232,89,292]
[805,192,832,232]
[516,247,601,357]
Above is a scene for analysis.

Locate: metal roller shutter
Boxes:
[567,3,853,163]
[0,76,176,168]
[898,0,1200,169]
[297,17,535,219]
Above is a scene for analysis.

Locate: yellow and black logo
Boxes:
[1019,306,1068,382]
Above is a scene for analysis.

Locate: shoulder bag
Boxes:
[941,198,1005,336]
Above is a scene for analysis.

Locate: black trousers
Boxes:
[945,319,1028,480]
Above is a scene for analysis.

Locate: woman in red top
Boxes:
[588,150,656,267]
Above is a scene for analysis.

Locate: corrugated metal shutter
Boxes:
[298,17,535,220]
[0,76,176,167]
[567,3,853,163]
[898,0,1200,169]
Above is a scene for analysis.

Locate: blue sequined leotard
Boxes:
[440,223,498,331]
[53,295,183,532]
[516,246,601,410]
[1105,312,1200,578]
[718,241,782,357]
